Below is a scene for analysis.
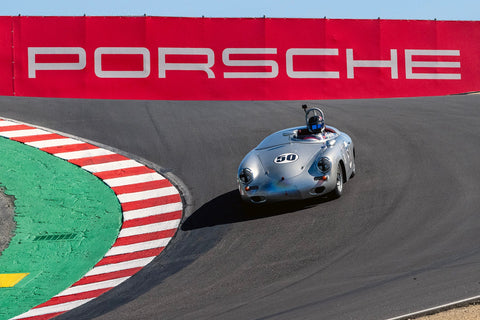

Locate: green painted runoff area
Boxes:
[0,136,122,320]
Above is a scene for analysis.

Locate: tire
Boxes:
[331,163,344,199]
[349,147,356,179]
[350,158,356,179]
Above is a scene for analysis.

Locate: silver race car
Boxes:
[237,105,355,204]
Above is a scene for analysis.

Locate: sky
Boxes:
[0,0,478,21]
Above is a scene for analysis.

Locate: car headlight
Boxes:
[317,157,332,172]
[239,168,254,184]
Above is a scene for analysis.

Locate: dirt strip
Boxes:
[415,304,480,320]
[0,188,15,256]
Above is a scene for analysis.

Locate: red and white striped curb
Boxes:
[0,118,183,320]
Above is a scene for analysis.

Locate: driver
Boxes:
[299,106,334,140]
[307,112,325,134]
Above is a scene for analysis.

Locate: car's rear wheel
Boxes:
[350,148,356,178]
[331,163,344,199]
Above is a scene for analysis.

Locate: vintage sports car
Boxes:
[237,105,355,204]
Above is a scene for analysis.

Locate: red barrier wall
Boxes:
[0,18,13,96]
[1,16,479,100]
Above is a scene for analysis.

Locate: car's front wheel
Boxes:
[331,163,344,199]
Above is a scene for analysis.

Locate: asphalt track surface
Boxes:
[0,95,479,320]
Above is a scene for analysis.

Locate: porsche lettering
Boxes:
[28,47,461,80]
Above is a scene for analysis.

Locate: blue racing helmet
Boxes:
[305,108,325,134]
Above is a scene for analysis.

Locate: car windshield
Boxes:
[255,126,338,150]
[292,127,338,142]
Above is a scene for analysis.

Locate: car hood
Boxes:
[255,142,325,180]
